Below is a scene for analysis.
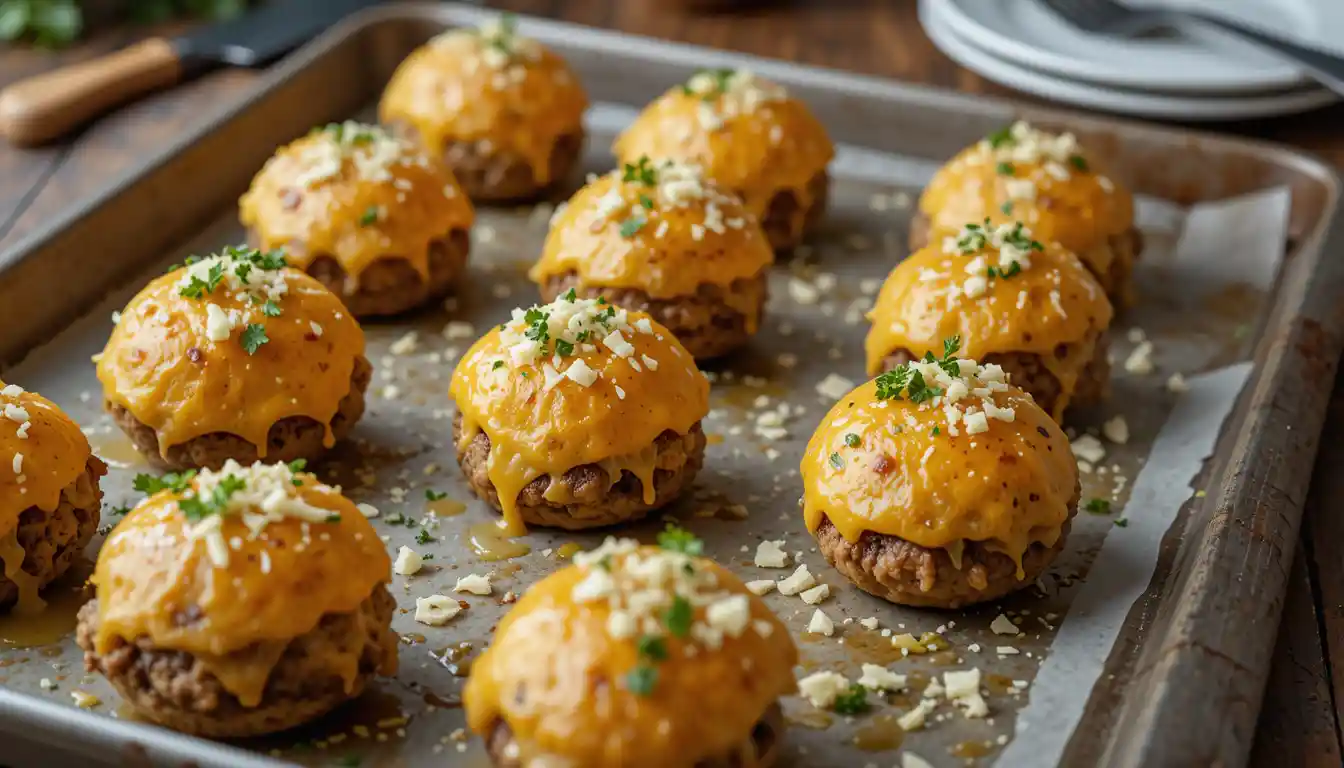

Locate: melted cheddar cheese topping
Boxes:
[865,222,1112,421]
[464,538,797,767]
[378,18,588,185]
[613,69,833,230]
[0,382,92,613]
[920,121,1134,279]
[97,249,366,458]
[449,295,709,535]
[802,370,1076,572]
[92,461,391,706]
[530,159,773,324]
[239,121,474,285]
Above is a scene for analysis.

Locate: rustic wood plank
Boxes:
[1250,518,1343,766]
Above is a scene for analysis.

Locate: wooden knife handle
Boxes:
[0,38,183,147]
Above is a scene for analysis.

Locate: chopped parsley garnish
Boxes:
[996,161,1015,176]
[1069,154,1089,172]
[874,365,911,400]
[240,324,269,355]
[1000,201,1014,215]
[1001,221,1045,253]
[523,308,550,344]
[322,122,376,145]
[664,596,693,638]
[955,220,989,254]
[626,664,658,696]
[325,513,342,523]
[109,505,131,517]
[178,262,225,299]
[359,205,379,226]
[682,67,735,98]
[931,426,941,436]
[554,339,575,356]
[133,470,197,495]
[844,433,860,448]
[828,452,845,470]
[1114,518,1129,527]
[483,12,519,54]
[492,360,505,370]
[832,683,870,715]
[986,125,1014,148]
[177,474,245,521]
[425,489,448,501]
[621,156,658,186]
[638,194,655,210]
[1086,498,1112,514]
[255,249,287,270]
[636,634,669,662]
[287,459,307,472]
[657,524,703,556]
[986,261,1023,280]
[562,287,577,301]
[619,216,646,238]
[261,300,282,317]
[415,529,436,545]
[905,369,942,404]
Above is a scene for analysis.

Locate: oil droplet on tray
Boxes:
[467,522,530,561]
[853,714,905,752]
[86,432,148,469]
[426,498,466,517]
[0,560,91,648]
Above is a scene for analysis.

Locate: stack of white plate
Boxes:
[920,0,1341,120]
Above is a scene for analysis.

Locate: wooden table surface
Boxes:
[1,1,1341,764]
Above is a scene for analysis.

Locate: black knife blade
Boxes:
[173,0,384,72]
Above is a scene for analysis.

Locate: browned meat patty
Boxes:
[814,503,1076,609]
[484,701,784,767]
[76,585,398,738]
[538,272,767,360]
[759,171,829,252]
[0,455,105,610]
[387,121,585,204]
[881,334,1111,420]
[453,414,705,530]
[908,211,1141,309]
[247,230,470,319]
[106,355,372,473]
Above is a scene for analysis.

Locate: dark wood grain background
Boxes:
[0,1,1341,764]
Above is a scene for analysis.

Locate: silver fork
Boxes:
[1040,0,1344,95]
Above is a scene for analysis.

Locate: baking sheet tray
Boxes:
[0,4,1342,767]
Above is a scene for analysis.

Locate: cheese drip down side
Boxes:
[463,540,798,767]
[920,120,1134,272]
[801,373,1077,575]
[97,259,365,458]
[531,160,773,328]
[379,20,588,185]
[613,69,833,223]
[92,461,391,707]
[0,383,92,614]
[449,295,709,535]
[864,225,1112,421]
[239,121,475,284]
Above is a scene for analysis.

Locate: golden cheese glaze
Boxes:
[0,383,92,612]
[378,19,588,185]
[613,69,833,230]
[238,122,474,285]
[865,226,1112,421]
[92,464,391,707]
[97,251,366,459]
[464,541,797,767]
[802,375,1077,572]
[919,121,1135,284]
[530,160,774,326]
[449,296,709,535]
